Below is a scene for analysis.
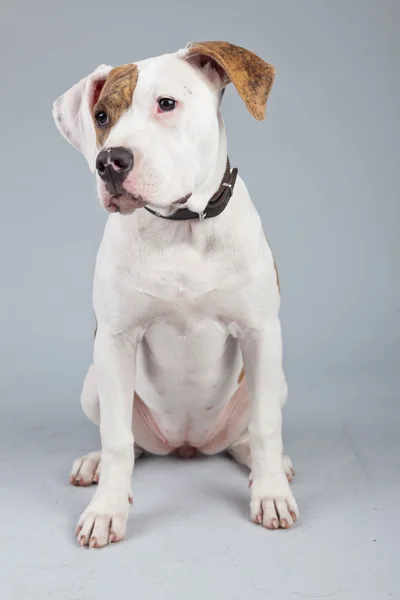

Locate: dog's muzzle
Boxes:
[96,147,134,193]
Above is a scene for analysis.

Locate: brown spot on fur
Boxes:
[93,63,138,146]
[185,41,275,120]
[238,367,245,384]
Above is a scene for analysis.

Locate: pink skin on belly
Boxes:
[132,379,249,457]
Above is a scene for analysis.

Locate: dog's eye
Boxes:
[95,111,109,127]
[157,97,176,112]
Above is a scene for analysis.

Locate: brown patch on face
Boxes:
[185,41,276,120]
[93,63,138,146]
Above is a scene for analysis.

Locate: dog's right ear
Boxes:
[180,42,275,121]
[52,65,113,172]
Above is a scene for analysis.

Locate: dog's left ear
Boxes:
[181,41,276,121]
[52,64,113,171]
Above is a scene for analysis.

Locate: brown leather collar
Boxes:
[144,159,238,221]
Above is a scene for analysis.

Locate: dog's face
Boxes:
[53,42,275,215]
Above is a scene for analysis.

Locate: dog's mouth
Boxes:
[102,190,193,215]
[102,191,147,214]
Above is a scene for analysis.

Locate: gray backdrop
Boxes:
[0,1,399,599]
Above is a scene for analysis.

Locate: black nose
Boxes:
[96,147,134,190]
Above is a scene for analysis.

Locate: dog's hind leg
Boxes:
[227,431,295,483]
[70,364,143,487]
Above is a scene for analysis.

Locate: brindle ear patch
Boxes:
[185,41,276,120]
[93,63,138,146]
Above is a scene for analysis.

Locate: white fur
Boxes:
[53,46,298,548]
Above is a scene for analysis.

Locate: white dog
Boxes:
[53,41,299,549]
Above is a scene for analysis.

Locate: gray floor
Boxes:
[1,376,398,600]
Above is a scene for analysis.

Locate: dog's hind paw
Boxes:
[282,455,295,482]
[70,451,101,486]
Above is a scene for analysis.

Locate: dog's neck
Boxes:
[148,115,228,219]
[184,118,228,216]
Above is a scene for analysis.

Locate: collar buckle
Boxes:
[222,181,233,196]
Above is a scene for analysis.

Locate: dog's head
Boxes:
[53,42,275,215]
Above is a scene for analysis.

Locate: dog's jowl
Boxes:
[53,40,298,548]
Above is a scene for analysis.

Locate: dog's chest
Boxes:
[135,241,237,301]
[99,226,247,326]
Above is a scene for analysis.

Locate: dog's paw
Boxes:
[282,455,295,482]
[250,475,299,530]
[70,451,101,486]
[76,495,131,548]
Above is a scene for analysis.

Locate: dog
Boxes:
[53,41,299,548]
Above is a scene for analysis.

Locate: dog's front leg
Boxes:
[240,321,299,529]
[76,328,137,548]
